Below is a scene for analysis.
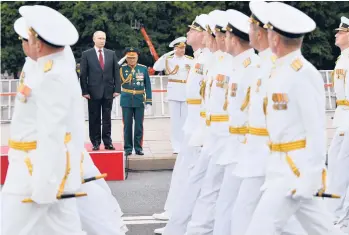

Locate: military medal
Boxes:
[17,84,31,103]
[256,79,262,92]
[272,93,288,110]
[216,74,229,89]
[230,83,238,97]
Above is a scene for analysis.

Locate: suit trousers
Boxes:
[168,100,187,153]
[88,98,113,146]
[122,106,145,153]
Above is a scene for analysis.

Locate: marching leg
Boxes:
[168,100,181,153]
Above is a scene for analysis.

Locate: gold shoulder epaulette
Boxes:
[271,55,277,63]
[168,55,174,59]
[122,63,128,66]
[138,63,147,67]
[43,60,53,73]
[336,56,341,64]
[185,55,194,60]
[243,58,251,68]
[291,58,303,71]
[20,71,25,79]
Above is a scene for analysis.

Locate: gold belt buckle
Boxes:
[133,90,136,95]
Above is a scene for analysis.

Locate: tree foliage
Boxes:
[1,1,349,78]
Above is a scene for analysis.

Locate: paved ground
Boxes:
[110,171,172,235]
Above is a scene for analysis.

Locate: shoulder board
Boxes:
[271,55,277,64]
[290,58,303,72]
[122,63,128,66]
[43,60,53,73]
[138,64,147,67]
[168,55,174,59]
[185,55,194,60]
[243,58,251,68]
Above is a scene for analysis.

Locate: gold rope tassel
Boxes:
[24,156,33,176]
[57,151,71,197]
[286,154,300,177]
[318,169,327,196]
[263,97,268,115]
[165,59,179,75]
[223,86,229,111]
[240,87,251,111]
[199,81,206,100]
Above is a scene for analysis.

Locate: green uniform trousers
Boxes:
[122,106,145,153]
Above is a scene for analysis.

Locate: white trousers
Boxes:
[1,193,85,235]
[168,100,187,153]
[186,136,227,235]
[80,150,127,234]
[230,177,306,235]
[78,183,126,235]
[163,141,212,235]
[164,134,194,216]
[245,184,345,235]
[327,130,349,220]
[212,164,242,235]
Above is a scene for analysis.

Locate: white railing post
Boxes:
[325,70,333,110]
[8,81,12,120]
[159,75,165,116]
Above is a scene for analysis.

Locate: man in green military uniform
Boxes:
[120,48,152,156]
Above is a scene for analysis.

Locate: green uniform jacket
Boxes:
[119,63,152,108]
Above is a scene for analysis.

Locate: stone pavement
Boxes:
[0,112,338,169]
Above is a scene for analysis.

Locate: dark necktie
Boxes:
[98,49,104,70]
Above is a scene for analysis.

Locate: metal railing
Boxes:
[0,71,336,122]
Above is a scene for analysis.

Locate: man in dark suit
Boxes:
[80,31,121,151]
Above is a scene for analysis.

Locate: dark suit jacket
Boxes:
[80,48,121,100]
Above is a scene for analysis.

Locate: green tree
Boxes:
[1,1,349,78]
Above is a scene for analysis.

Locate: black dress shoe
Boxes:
[135,150,144,155]
[105,144,115,150]
[125,151,132,157]
[92,145,100,151]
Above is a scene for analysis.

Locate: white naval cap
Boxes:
[188,14,209,32]
[335,16,349,32]
[19,5,79,47]
[209,10,228,33]
[226,9,250,41]
[14,17,29,41]
[169,36,187,48]
[249,1,269,27]
[264,2,316,38]
[206,11,217,37]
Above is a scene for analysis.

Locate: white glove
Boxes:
[162,50,175,58]
[118,55,127,65]
[289,176,319,200]
[145,104,152,114]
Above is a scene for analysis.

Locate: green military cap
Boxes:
[123,47,140,58]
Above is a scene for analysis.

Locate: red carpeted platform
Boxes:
[1,142,125,185]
